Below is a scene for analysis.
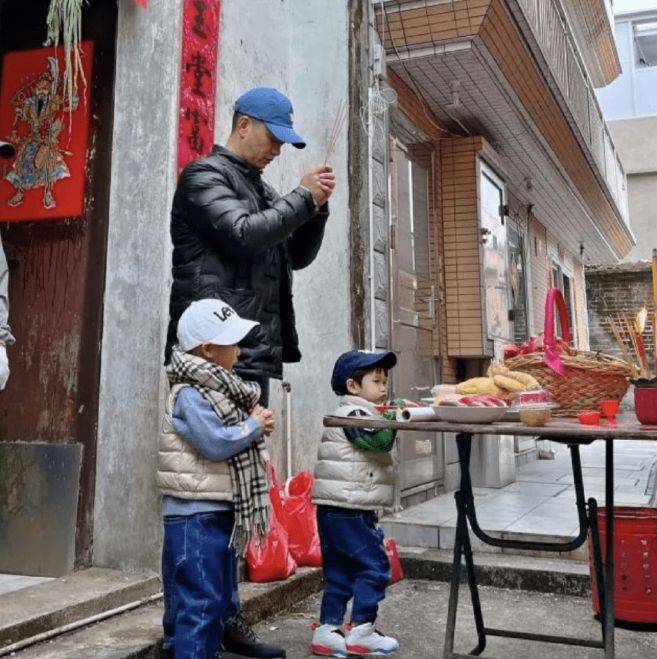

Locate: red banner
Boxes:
[0,42,94,222]
[177,0,221,175]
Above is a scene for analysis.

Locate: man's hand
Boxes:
[251,405,275,437]
[300,165,336,208]
[0,345,8,391]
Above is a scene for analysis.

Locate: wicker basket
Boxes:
[505,289,631,417]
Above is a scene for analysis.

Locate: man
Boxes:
[165,88,335,658]
[166,87,335,409]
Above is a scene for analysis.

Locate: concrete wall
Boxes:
[216,0,354,476]
[609,116,657,174]
[608,117,657,262]
[624,173,657,262]
[93,1,182,572]
[92,0,370,571]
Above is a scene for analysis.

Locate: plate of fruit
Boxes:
[433,394,508,424]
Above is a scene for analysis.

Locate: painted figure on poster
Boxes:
[4,58,76,210]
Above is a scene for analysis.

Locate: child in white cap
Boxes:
[159,298,285,659]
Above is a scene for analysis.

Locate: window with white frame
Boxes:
[479,162,511,342]
[634,19,657,67]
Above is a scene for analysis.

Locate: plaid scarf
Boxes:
[166,346,270,554]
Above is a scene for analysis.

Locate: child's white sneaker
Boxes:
[311,624,350,657]
[345,623,399,656]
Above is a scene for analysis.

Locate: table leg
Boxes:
[588,497,606,640]
[443,434,487,658]
[461,501,486,656]
[443,492,466,659]
[604,440,615,658]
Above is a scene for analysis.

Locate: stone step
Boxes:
[399,547,592,597]
[7,568,322,658]
[0,567,161,653]
[380,518,590,561]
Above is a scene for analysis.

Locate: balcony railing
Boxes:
[517,0,629,226]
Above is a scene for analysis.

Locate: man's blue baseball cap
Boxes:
[331,350,397,396]
[234,87,306,149]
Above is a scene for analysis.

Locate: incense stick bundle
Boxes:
[622,312,649,378]
[324,99,347,165]
[607,315,638,377]
[633,310,649,378]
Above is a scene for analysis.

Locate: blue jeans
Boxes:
[317,505,391,626]
[162,511,240,658]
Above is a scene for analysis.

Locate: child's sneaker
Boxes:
[311,623,350,657]
[345,623,399,656]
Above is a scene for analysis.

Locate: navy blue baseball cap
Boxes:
[234,87,306,149]
[331,350,397,396]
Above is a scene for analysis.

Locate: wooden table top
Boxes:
[323,414,657,441]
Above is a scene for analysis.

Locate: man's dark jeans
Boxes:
[316,505,391,626]
[162,510,239,658]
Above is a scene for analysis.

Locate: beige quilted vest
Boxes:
[157,384,233,501]
[312,396,395,511]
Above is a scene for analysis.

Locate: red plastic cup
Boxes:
[600,400,620,422]
[578,411,601,426]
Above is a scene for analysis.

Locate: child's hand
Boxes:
[251,407,275,437]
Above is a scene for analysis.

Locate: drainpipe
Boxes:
[367,85,376,351]
[282,381,293,479]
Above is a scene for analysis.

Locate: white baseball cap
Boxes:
[177,299,259,351]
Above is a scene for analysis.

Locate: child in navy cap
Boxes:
[310,350,401,657]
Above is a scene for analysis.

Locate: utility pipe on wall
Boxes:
[282,381,292,480]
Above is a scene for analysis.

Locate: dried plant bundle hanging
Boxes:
[45,0,88,114]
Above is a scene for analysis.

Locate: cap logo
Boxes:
[213,307,234,322]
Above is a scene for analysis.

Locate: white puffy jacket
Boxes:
[312,395,395,511]
[157,384,233,500]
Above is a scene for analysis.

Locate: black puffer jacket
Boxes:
[165,146,329,380]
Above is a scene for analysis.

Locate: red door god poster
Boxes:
[0,41,94,222]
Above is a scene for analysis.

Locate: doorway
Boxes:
[0,0,117,574]
[388,139,443,504]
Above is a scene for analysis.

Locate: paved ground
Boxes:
[381,440,657,553]
[253,579,657,658]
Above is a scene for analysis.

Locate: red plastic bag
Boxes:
[281,471,323,567]
[385,538,404,585]
[246,466,297,583]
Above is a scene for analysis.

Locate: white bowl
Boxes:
[432,405,507,424]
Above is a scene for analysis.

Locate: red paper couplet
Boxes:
[177,0,221,175]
